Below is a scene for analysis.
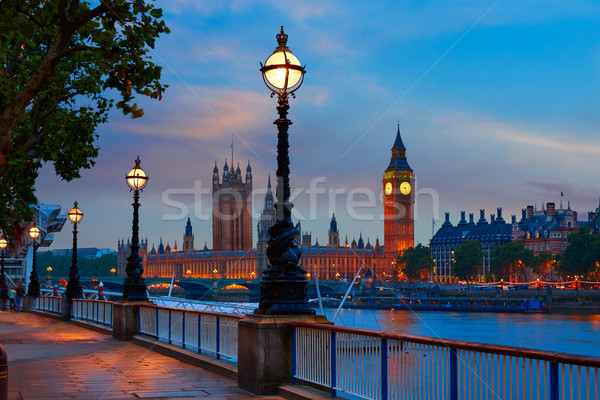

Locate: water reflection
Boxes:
[320,308,600,357]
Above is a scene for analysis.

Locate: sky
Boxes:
[36,0,600,251]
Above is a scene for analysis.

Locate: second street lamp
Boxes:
[123,156,149,301]
[65,202,84,299]
[0,237,7,287]
[28,226,41,296]
[256,27,314,315]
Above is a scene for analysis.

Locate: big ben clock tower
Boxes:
[383,125,414,257]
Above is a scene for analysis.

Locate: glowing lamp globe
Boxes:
[68,202,83,223]
[0,238,7,250]
[126,156,148,191]
[29,226,40,240]
[260,26,305,96]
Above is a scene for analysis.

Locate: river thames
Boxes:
[319,308,600,357]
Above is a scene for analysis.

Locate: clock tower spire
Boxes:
[383,124,414,257]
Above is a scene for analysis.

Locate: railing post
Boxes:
[450,348,458,400]
[137,307,141,334]
[197,314,202,353]
[550,362,559,400]
[168,310,172,344]
[381,338,388,400]
[155,308,159,339]
[216,316,221,359]
[331,331,337,397]
[291,327,297,384]
[182,312,186,348]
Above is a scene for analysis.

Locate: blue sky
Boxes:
[37,0,600,251]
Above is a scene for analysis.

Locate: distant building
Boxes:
[512,201,600,255]
[4,203,66,286]
[212,159,253,251]
[430,208,512,282]
[256,175,276,275]
[383,125,415,257]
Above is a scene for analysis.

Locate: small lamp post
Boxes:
[250,271,256,280]
[123,156,149,301]
[256,26,313,315]
[110,267,116,277]
[0,237,7,287]
[46,266,53,285]
[28,226,41,296]
[65,202,84,299]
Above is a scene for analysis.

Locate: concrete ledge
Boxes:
[279,384,332,400]
[131,335,238,380]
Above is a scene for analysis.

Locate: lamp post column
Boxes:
[255,27,313,316]
[27,242,40,296]
[122,156,148,301]
[123,188,147,301]
[0,249,5,288]
[66,219,83,299]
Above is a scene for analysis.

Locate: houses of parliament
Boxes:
[117,126,415,281]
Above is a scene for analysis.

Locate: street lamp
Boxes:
[123,156,149,301]
[65,202,84,299]
[213,268,219,280]
[0,237,7,287]
[256,26,313,315]
[28,226,41,296]
[250,271,256,280]
[110,267,116,277]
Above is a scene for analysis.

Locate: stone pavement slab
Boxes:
[0,311,286,400]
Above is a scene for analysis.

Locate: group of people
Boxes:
[0,284,24,311]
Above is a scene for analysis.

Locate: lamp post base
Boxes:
[255,277,315,315]
[122,278,148,301]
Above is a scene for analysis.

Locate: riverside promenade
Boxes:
[0,311,289,400]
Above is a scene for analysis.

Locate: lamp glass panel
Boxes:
[264,51,302,89]
[0,238,7,249]
[127,167,148,190]
[68,207,83,222]
[29,226,40,239]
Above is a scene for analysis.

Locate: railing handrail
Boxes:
[289,321,600,368]
[71,298,116,305]
[138,303,245,319]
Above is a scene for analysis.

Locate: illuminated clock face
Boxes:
[400,181,411,195]
[385,182,392,195]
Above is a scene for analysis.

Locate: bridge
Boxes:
[72,276,345,301]
[2,295,598,400]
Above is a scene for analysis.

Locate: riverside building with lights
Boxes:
[118,127,415,281]
[431,200,600,282]
[430,208,512,282]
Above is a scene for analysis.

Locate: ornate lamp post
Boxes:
[256,27,313,315]
[0,237,7,287]
[123,156,149,301]
[28,226,41,296]
[65,202,84,299]
[110,267,116,277]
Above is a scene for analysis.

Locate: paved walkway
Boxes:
[0,311,285,400]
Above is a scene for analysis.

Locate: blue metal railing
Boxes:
[290,322,600,400]
[137,304,242,361]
